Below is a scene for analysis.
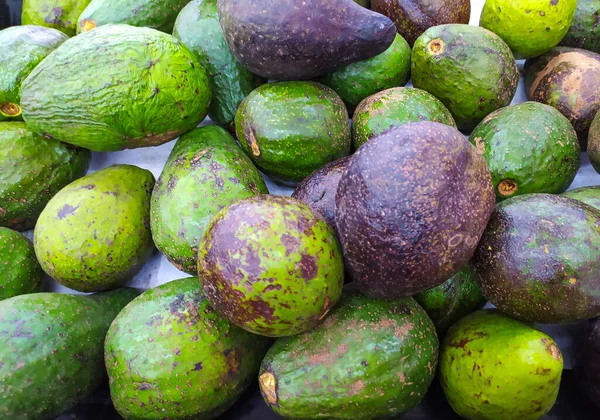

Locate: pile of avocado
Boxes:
[1,0,600,419]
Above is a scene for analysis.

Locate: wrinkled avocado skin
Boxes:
[22,0,92,36]
[0,227,44,301]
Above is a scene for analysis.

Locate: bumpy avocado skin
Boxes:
[22,0,92,36]
[469,102,580,201]
[439,310,563,420]
[0,122,91,231]
[105,278,271,420]
[0,227,44,300]
[173,0,266,129]
[352,87,456,150]
[0,26,67,121]
[563,185,600,210]
[34,164,155,292]
[259,291,439,419]
[235,81,351,184]
[199,195,344,337]
[21,24,211,152]
[150,125,268,275]
[589,112,600,173]
[0,288,139,419]
[411,24,519,131]
[560,0,600,53]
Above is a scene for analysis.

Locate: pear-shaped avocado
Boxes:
[588,112,600,173]
[22,0,92,36]
[0,227,44,300]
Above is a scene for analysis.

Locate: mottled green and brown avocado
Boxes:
[560,0,600,53]
[198,195,344,337]
[563,184,600,210]
[439,309,563,420]
[259,290,439,419]
[34,164,155,292]
[0,227,44,301]
[576,317,600,409]
[335,122,495,299]
[105,278,271,420]
[150,125,268,275]
[587,112,600,173]
[22,0,92,36]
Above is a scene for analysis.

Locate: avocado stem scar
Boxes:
[259,371,278,405]
[497,179,518,196]
[427,39,445,55]
[0,103,21,117]
[81,19,97,32]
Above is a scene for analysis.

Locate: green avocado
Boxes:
[0,122,91,231]
[0,26,68,121]
[0,228,44,301]
[22,0,92,36]
[21,24,211,152]
[150,125,268,275]
[173,0,266,129]
[199,195,344,337]
[318,34,411,110]
[411,24,519,131]
[589,112,600,173]
[560,0,600,53]
[469,102,580,201]
[235,81,351,184]
[105,277,271,420]
[0,288,140,420]
[562,185,600,210]
[258,290,439,419]
[352,87,456,150]
[439,309,563,420]
[354,0,369,6]
[34,164,155,293]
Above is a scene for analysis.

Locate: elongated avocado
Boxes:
[22,0,92,36]
[589,112,600,173]
[560,0,600,53]
[0,227,44,300]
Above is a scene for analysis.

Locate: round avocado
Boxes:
[335,122,495,299]
[560,0,600,53]
[22,0,92,36]
[469,101,580,201]
[563,185,600,210]
[588,111,600,173]
[411,24,519,131]
[352,87,456,150]
[0,227,44,300]
[234,81,351,185]
[576,317,600,409]
[439,309,563,420]
[198,195,344,337]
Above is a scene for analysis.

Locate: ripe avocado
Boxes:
[336,122,495,299]
[198,195,344,337]
[21,24,211,152]
[563,185,600,210]
[105,278,271,420]
[259,290,439,419]
[235,81,351,185]
[22,0,92,36]
[576,317,600,409]
[34,164,155,292]
[589,112,600,173]
[560,0,600,53]
[0,227,44,300]
[411,24,519,131]
[150,125,268,275]
[469,102,580,201]
[439,310,563,420]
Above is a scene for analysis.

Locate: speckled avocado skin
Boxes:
[235,81,351,185]
[589,112,600,173]
[473,194,600,324]
[0,26,67,121]
[34,164,155,292]
[411,24,519,131]
[0,227,44,301]
[563,185,600,210]
[336,122,495,299]
[259,290,438,419]
[439,310,563,420]
[150,125,268,275]
[21,24,211,152]
[560,0,600,53]
[0,122,91,231]
[22,0,92,36]
[0,288,139,420]
[199,195,344,337]
[576,317,600,409]
[105,278,271,420]
[469,102,580,201]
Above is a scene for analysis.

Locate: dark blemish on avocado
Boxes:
[80,185,95,190]
[299,254,318,280]
[281,234,300,256]
[246,127,261,157]
[138,383,152,391]
[166,176,177,192]
[150,88,159,98]
[176,102,185,112]
[449,337,474,348]
[550,0,558,5]
[473,391,483,399]
[57,204,79,220]
[193,362,203,371]
[361,360,369,367]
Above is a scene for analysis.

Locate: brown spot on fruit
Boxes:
[474,137,485,154]
[299,254,318,280]
[541,338,562,361]
[81,19,97,32]
[0,103,21,116]
[428,39,445,55]
[247,127,261,157]
[497,179,518,197]
[349,379,365,396]
[259,371,278,405]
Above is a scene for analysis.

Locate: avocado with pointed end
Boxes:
[0,227,44,301]
[589,112,600,173]
[22,0,92,36]
[560,0,600,53]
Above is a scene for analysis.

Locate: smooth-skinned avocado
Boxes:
[563,185,600,210]
[589,112,600,173]
[560,0,600,53]
[0,227,44,301]
[21,0,92,36]
[576,317,600,409]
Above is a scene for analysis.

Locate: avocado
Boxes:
[480,0,577,59]
[22,0,92,36]
[172,0,266,130]
[563,185,600,210]
[352,87,456,150]
[371,0,470,46]
[560,0,600,53]
[105,278,271,420]
[414,265,487,334]
[199,195,344,337]
[0,227,44,301]
[34,164,155,293]
[336,122,495,299]
[0,288,139,419]
[258,290,439,419]
[0,122,91,231]
[469,101,580,201]
[0,25,67,121]
[354,0,370,6]
[318,34,411,111]
[473,193,600,324]
[524,47,600,149]
[217,0,396,80]
[576,317,600,409]
[589,112,600,173]
[235,81,351,185]
[21,24,211,152]
[439,309,563,420]
[411,24,519,131]
[150,125,268,275]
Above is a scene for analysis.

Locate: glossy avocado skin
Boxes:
[259,290,439,419]
[150,125,268,275]
[576,317,600,409]
[0,227,44,301]
[563,185,600,210]
[588,112,600,173]
[22,0,92,36]
[560,0,600,53]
